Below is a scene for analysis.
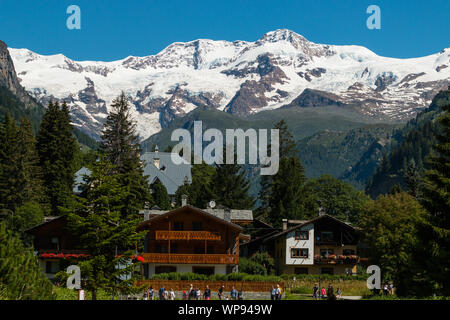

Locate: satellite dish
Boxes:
[209,200,216,208]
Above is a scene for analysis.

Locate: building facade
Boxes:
[137,204,251,277]
[265,215,360,275]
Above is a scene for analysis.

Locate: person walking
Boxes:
[188,284,195,300]
[159,285,165,300]
[275,284,281,300]
[148,286,154,300]
[182,290,187,300]
[327,284,335,300]
[204,285,211,300]
[169,288,175,300]
[238,287,244,300]
[336,288,342,300]
[321,287,326,299]
[218,285,224,300]
[196,288,201,300]
[230,286,237,300]
[313,283,319,299]
[270,286,276,300]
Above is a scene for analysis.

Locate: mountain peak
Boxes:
[259,29,309,44]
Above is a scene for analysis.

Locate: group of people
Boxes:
[269,284,283,300]
[382,283,394,295]
[144,284,245,300]
[313,284,342,300]
[143,286,176,300]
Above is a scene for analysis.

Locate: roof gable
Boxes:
[137,205,243,231]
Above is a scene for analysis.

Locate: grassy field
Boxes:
[286,279,371,297]
[53,287,118,300]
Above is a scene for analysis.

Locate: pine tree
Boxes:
[100,92,151,218]
[210,163,254,210]
[37,101,77,215]
[67,157,145,299]
[0,222,54,300]
[268,157,307,225]
[0,112,22,212]
[419,97,450,296]
[260,120,308,226]
[404,159,423,200]
[18,118,46,208]
[152,179,171,210]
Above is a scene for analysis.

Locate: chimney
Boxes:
[224,208,231,222]
[181,194,187,206]
[282,218,288,231]
[318,207,325,217]
[153,145,160,169]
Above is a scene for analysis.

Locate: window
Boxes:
[207,246,214,254]
[45,261,59,274]
[343,249,355,255]
[192,222,202,231]
[321,268,334,275]
[192,266,214,275]
[173,221,184,231]
[194,246,204,254]
[320,249,334,257]
[295,230,309,240]
[155,244,168,253]
[291,248,309,258]
[155,266,176,274]
[294,267,308,274]
[320,231,334,242]
[170,244,178,253]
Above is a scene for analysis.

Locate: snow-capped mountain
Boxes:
[7,29,450,140]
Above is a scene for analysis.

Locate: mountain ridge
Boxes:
[6,29,450,140]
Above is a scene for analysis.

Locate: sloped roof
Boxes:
[141,151,192,195]
[139,208,253,223]
[137,205,243,231]
[263,214,356,242]
[73,167,91,194]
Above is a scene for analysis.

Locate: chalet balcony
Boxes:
[142,253,238,264]
[314,255,360,265]
[154,230,221,241]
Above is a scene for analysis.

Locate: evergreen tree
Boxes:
[37,101,77,214]
[18,118,46,208]
[67,157,145,299]
[268,157,307,225]
[210,163,254,210]
[0,222,54,300]
[100,92,151,218]
[0,112,22,212]
[261,120,308,226]
[419,97,450,296]
[404,159,423,200]
[152,179,171,210]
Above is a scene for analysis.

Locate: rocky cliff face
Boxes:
[0,40,35,106]
[6,29,450,140]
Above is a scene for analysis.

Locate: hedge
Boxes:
[148,272,369,282]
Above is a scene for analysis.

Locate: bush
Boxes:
[238,258,267,275]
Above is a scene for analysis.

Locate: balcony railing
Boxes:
[142,253,238,264]
[154,230,221,241]
[314,255,359,265]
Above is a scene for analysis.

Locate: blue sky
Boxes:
[0,0,448,61]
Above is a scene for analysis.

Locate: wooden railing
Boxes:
[136,280,284,292]
[155,230,221,241]
[142,253,238,264]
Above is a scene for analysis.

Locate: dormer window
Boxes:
[295,230,309,240]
